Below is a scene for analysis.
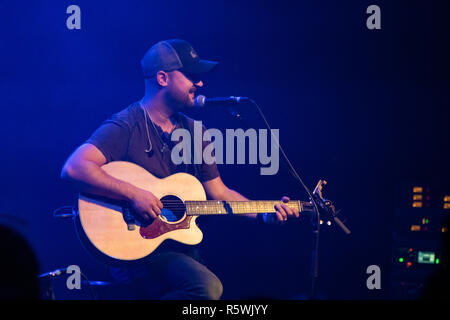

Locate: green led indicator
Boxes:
[399,258,404,263]
[436,258,440,264]
[425,219,429,224]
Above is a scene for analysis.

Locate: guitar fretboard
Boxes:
[184,200,313,215]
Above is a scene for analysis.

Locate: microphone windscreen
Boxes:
[194,95,206,107]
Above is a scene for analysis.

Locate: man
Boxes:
[61,39,299,299]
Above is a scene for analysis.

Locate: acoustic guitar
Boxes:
[76,161,332,262]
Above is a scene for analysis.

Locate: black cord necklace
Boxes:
[140,101,174,154]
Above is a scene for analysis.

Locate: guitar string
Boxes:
[160,201,301,206]
[157,202,297,207]
[160,200,302,206]
[161,200,302,206]
[159,202,302,210]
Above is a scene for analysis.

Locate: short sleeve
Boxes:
[200,157,220,182]
[199,126,220,182]
[86,115,131,163]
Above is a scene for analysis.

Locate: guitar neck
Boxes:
[184,200,314,216]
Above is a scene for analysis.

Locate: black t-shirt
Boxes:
[86,102,220,182]
[86,102,219,262]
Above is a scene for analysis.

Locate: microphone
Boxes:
[194,95,249,107]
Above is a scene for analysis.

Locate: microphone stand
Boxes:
[226,100,350,300]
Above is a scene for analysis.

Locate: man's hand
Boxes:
[274,196,300,222]
[129,188,163,221]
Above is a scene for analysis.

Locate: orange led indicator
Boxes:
[413,194,423,200]
[412,202,423,208]
[413,187,423,193]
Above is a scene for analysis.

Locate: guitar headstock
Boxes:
[309,180,350,234]
[313,180,335,211]
[310,180,338,226]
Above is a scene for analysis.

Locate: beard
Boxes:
[164,87,195,111]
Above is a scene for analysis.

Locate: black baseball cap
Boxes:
[141,39,218,78]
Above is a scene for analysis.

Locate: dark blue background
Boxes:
[0,0,448,299]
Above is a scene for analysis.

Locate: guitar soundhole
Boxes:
[160,195,186,222]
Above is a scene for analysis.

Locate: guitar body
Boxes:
[77,161,206,262]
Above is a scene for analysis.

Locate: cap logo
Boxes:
[190,48,198,59]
